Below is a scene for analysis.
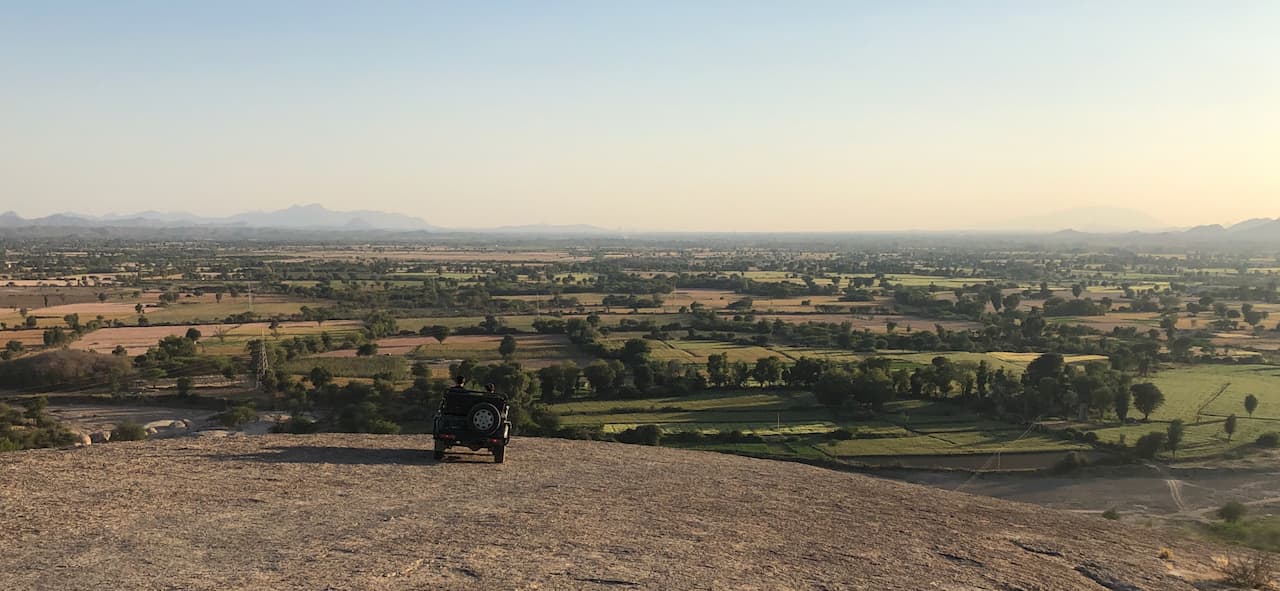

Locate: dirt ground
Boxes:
[893,457,1280,521]
[0,435,1236,590]
[70,324,203,354]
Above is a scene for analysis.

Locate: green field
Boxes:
[816,430,1083,457]
[404,335,581,364]
[1085,364,1280,458]
[549,390,1082,461]
[281,356,409,380]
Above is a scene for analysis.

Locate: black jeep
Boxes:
[432,385,511,463]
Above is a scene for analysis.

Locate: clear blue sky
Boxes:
[2,1,1277,230]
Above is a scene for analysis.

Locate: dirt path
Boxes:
[1166,479,1189,512]
[0,435,1228,590]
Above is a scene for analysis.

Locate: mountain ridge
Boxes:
[1,205,1277,241]
[0,204,439,231]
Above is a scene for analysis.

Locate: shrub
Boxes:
[664,430,705,444]
[1053,451,1091,473]
[215,405,258,429]
[615,424,662,446]
[364,418,400,434]
[1257,432,1280,448]
[273,416,319,434]
[111,422,148,441]
[829,428,854,440]
[559,427,605,441]
[1218,501,1249,523]
[527,405,562,435]
[1134,431,1166,459]
[176,376,194,397]
[1101,508,1120,520]
[1213,554,1276,589]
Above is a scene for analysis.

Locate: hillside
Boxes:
[0,435,1228,590]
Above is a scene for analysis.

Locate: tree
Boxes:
[310,366,334,388]
[1072,284,1083,298]
[706,353,729,387]
[1070,373,1113,419]
[1244,394,1259,418]
[620,338,651,367]
[786,357,827,390]
[1131,383,1166,421]
[1166,419,1185,458]
[633,363,654,392]
[582,361,616,395]
[1026,353,1065,386]
[362,310,398,338]
[729,361,750,388]
[751,357,783,387]
[1114,386,1132,423]
[853,368,895,410]
[42,327,70,347]
[1002,293,1021,312]
[498,335,517,360]
[1134,431,1166,459]
[176,376,193,397]
[356,343,378,356]
[428,325,450,344]
[537,365,563,402]
[975,360,990,398]
[814,368,855,413]
[185,327,202,342]
[1224,414,1238,442]
[559,364,581,398]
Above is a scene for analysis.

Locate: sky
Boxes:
[1,1,1278,231]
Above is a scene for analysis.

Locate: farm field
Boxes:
[1084,364,1280,459]
[307,334,585,367]
[72,320,363,356]
[548,391,1083,464]
[2,236,1279,483]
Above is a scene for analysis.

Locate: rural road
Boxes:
[0,435,1229,590]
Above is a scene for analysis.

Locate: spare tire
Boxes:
[467,403,501,435]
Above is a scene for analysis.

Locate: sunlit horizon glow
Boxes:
[2,1,1277,231]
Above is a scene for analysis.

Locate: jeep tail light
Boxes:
[439,434,455,440]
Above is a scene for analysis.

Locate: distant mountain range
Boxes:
[1,204,1278,242]
[0,204,438,231]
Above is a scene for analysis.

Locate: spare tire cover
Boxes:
[468,403,501,435]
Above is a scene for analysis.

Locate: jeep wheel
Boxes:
[467,403,501,436]
[493,446,505,464]
[433,441,446,461]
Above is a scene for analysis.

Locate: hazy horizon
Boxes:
[3,1,1278,231]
